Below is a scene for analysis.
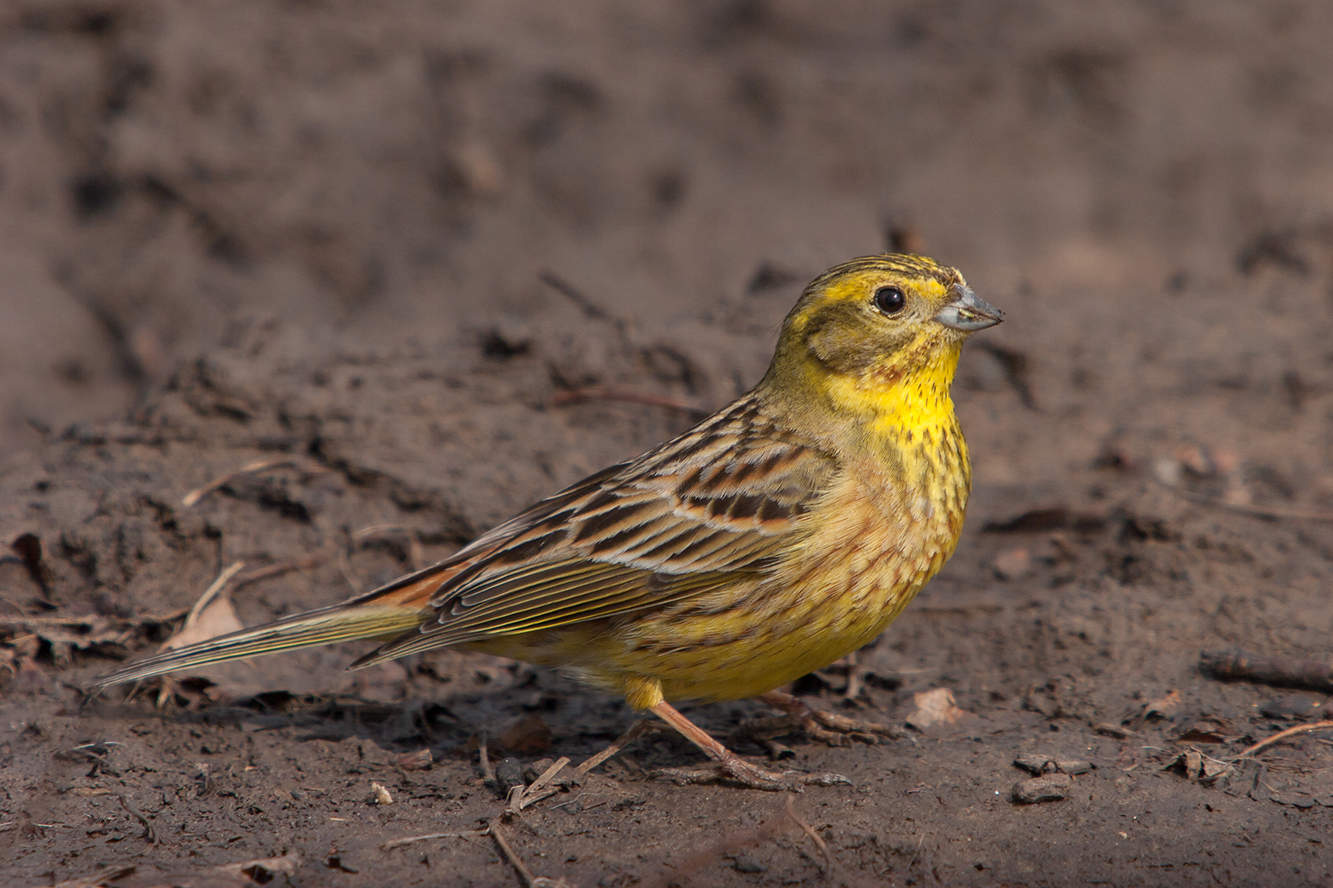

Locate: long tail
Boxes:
[95,567,449,687]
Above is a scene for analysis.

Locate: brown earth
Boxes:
[2,2,1332,886]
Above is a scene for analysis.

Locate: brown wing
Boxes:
[353,397,837,664]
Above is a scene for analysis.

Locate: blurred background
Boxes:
[3,3,1331,885]
[3,1,1328,457]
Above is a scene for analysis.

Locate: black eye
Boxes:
[873,286,906,315]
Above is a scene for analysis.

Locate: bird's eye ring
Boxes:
[873,286,906,315]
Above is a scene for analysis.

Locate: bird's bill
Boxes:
[934,286,1004,332]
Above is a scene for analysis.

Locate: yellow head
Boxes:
[764,254,1003,431]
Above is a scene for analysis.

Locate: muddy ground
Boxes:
[2,2,1332,886]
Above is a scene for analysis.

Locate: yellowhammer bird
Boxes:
[97,253,1002,790]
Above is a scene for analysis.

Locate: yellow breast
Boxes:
[584,418,971,705]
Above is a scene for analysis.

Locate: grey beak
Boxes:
[934,286,1004,332]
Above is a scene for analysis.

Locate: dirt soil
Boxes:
[3,2,1332,886]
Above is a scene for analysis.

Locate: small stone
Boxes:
[1012,773,1072,804]
[495,757,525,788]
[993,546,1032,580]
[1016,754,1094,775]
[1056,759,1092,775]
[1014,753,1053,775]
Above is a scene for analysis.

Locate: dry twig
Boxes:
[505,757,572,813]
[785,794,832,874]
[182,456,327,508]
[382,821,571,887]
[488,821,536,886]
[1233,721,1333,760]
[174,561,245,634]
[118,794,156,843]
[381,828,489,850]
[478,734,498,786]
[232,553,331,590]
[1200,649,1333,694]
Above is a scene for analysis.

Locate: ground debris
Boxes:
[48,853,300,888]
[396,748,433,770]
[1092,722,1136,738]
[156,562,245,654]
[1200,649,1333,694]
[0,614,138,668]
[905,688,972,731]
[5,4,1333,886]
[1176,716,1236,744]
[1012,773,1072,804]
[1013,753,1093,776]
[181,456,330,508]
[1164,747,1235,784]
[506,756,574,814]
[1139,689,1183,721]
[1233,720,1333,760]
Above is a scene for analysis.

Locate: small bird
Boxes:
[97,253,1002,790]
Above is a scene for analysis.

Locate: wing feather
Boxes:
[355,401,837,666]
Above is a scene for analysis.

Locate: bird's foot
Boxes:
[742,690,903,748]
[646,699,852,790]
[656,753,851,791]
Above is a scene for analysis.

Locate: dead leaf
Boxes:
[1141,689,1182,720]
[1164,747,1235,784]
[210,852,303,885]
[1177,716,1233,744]
[396,748,433,770]
[1093,722,1135,738]
[160,562,246,653]
[906,688,972,730]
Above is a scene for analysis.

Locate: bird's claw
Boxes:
[742,691,903,749]
[655,756,851,791]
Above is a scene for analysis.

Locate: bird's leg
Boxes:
[745,690,902,747]
[649,700,850,791]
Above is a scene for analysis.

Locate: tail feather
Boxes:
[95,602,424,686]
[95,558,466,687]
